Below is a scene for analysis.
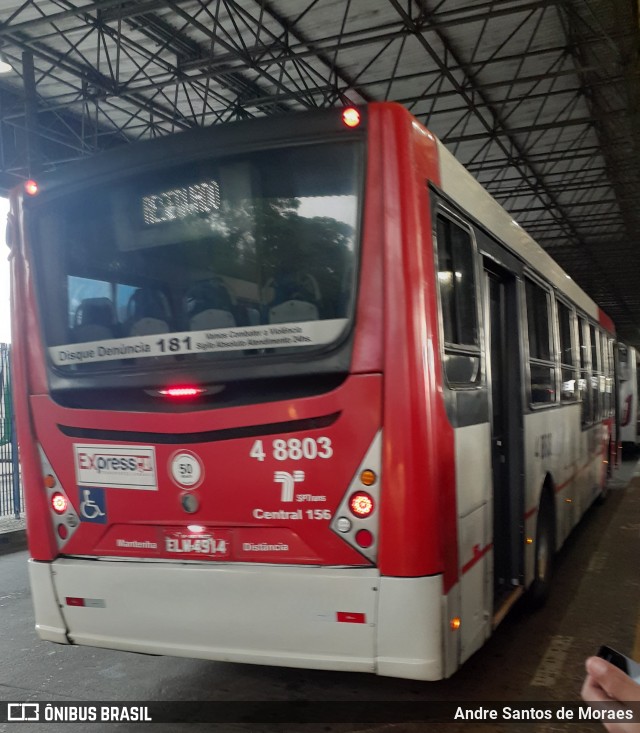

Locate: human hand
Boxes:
[581,656,640,733]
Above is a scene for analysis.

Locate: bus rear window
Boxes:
[31,142,361,373]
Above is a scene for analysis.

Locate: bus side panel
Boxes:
[374,104,457,586]
[376,575,444,680]
[9,194,57,561]
[455,423,493,663]
[350,107,384,376]
[522,412,605,587]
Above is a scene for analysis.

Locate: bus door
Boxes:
[483,257,525,621]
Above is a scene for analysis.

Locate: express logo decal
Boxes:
[73,444,158,490]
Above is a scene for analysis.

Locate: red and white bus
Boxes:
[618,343,639,451]
[9,103,618,680]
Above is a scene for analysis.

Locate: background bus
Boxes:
[9,103,618,681]
[618,343,639,451]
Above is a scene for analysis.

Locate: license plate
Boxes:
[163,530,231,558]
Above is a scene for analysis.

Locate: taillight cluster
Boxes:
[330,433,381,561]
[39,446,79,547]
[348,487,375,549]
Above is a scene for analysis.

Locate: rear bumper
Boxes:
[29,558,444,680]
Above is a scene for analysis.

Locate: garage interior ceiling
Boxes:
[0,0,638,344]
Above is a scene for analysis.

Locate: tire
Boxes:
[528,495,555,608]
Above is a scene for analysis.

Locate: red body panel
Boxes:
[372,105,457,586]
[9,196,57,557]
[30,375,381,564]
[598,307,615,336]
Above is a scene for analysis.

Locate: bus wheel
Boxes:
[528,495,554,608]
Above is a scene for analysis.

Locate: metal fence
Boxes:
[0,343,22,518]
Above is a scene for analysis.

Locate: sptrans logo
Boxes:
[74,444,158,490]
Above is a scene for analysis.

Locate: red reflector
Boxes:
[342,107,361,128]
[57,524,68,540]
[349,491,374,517]
[336,612,366,624]
[158,386,205,398]
[66,597,85,607]
[51,492,68,514]
[355,529,374,548]
[24,179,39,196]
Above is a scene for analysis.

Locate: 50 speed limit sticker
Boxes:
[169,450,204,490]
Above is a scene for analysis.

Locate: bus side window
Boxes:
[578,316,591,427]
[435,214,480,387]
[589,323,601,424]
[607,337,616,418]
[525,278,556,405]
[557,299,578,402]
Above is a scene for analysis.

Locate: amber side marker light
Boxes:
[450,617,461,631]
[360,469,376,486]
[342,107,361,128]
[24,179,39,196]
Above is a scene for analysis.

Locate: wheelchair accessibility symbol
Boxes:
[79,487,107,523]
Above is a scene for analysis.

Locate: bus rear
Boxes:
[10,105,450,680]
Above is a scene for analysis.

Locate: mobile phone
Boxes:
[597,645,640,683]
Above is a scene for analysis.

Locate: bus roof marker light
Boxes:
[342,107,361,128]
[24,179,39,196]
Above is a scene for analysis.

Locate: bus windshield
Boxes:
[31,141,361,374]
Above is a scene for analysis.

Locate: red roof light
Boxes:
[24,179,39,196]
[342,107,361,128]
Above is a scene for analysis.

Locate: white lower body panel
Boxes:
[29,559,446,679]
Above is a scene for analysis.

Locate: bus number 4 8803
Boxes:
[250,438,333,462]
